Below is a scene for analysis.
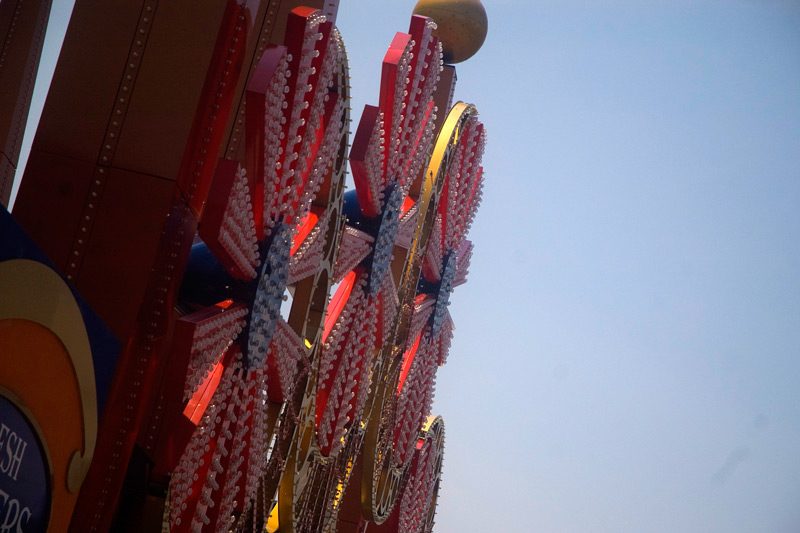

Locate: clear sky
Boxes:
[339,2,800,531]
[13,1,800,532]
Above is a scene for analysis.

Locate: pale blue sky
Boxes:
[339,2,800,531]
[13,1,800,532]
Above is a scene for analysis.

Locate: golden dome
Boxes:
[413,0,488,64]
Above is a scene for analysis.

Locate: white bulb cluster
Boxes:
[332,225,374,284]
[241,366,270,525]
[190,363,243,532]
[316,273,378,456]
[247,223,292,371]
[294,94,344,226]
[169,362,236,529]
[288,208,331,285]
[394,336,438,468]
[398,436,438,533]
[395,201,419,249]
[434,310,454,367]
[406,298,435,353]
[461,134,486,245]
[267,317,305,400]
[307,11,326,28]
[386,21,442,193]
[385,37,414,180]
[269,18,338,230]
[163,12,355,531]
[361,112,387,216]
[317,273,366,393]
[217,166,259,279]
[170,354,274,533]
[422,214,443,282]
[214,370,251,533]
[452,239,473,289]
[295,31,340,178]
[183,305,248,402]
[404,100,438,189]
[443,117,486,251]
[261,54,290,234]
[442,153,465,252]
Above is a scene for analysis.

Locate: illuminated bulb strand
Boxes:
[260,54,290,236]
[294,29,341,183]
[317,293,368,442]
[403,65,442,187]
[452,240,472,288]
[434,310,454,367]
[450,126,485,248]
[293,92,345,227]
[384,36,413,183]
[262,19,342,235]
[422,215,443,282]
[311,13,443,463]
[322,187,401,459]
[241,367,269,526]
[395,201,420,249]
[287,208,331,285]
[317,273,377,455]
[169,361,236,528]
[214,371,253,533]
[276,23,321,198]
[332,226,374,284]
[441,149,467,253]
[318,275,366,391]
[272,15,338,229]
[218,166,259,278]
[389,21,442,188]
[191,364,244,532]
[268,317,306,398]
[295,94,345,221]
[406,298,435,350]
[394,336,439,467]
[337,296,378,451]
[392,118,486,470]
[208,367,271,532]
[444,118,486,251]
[296,95,346,207]
[184,306,248,401]
[398,438,438,533]
[360,111,387,215]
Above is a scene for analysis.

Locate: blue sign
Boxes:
[0,395,50,532]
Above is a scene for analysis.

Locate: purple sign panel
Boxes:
[0,395,50,532]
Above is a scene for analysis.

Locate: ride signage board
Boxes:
[0,394,50,532]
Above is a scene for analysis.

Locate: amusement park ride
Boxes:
[0,0,487,531]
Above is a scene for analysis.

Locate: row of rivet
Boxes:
[3,0,49,164]
[185,7,247,208]
[0,0,23,70]
[64,0,158,282]
[223,0,280,160]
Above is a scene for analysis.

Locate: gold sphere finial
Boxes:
[413,0,488,64]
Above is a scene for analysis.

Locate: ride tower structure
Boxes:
[1,1,488,531]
